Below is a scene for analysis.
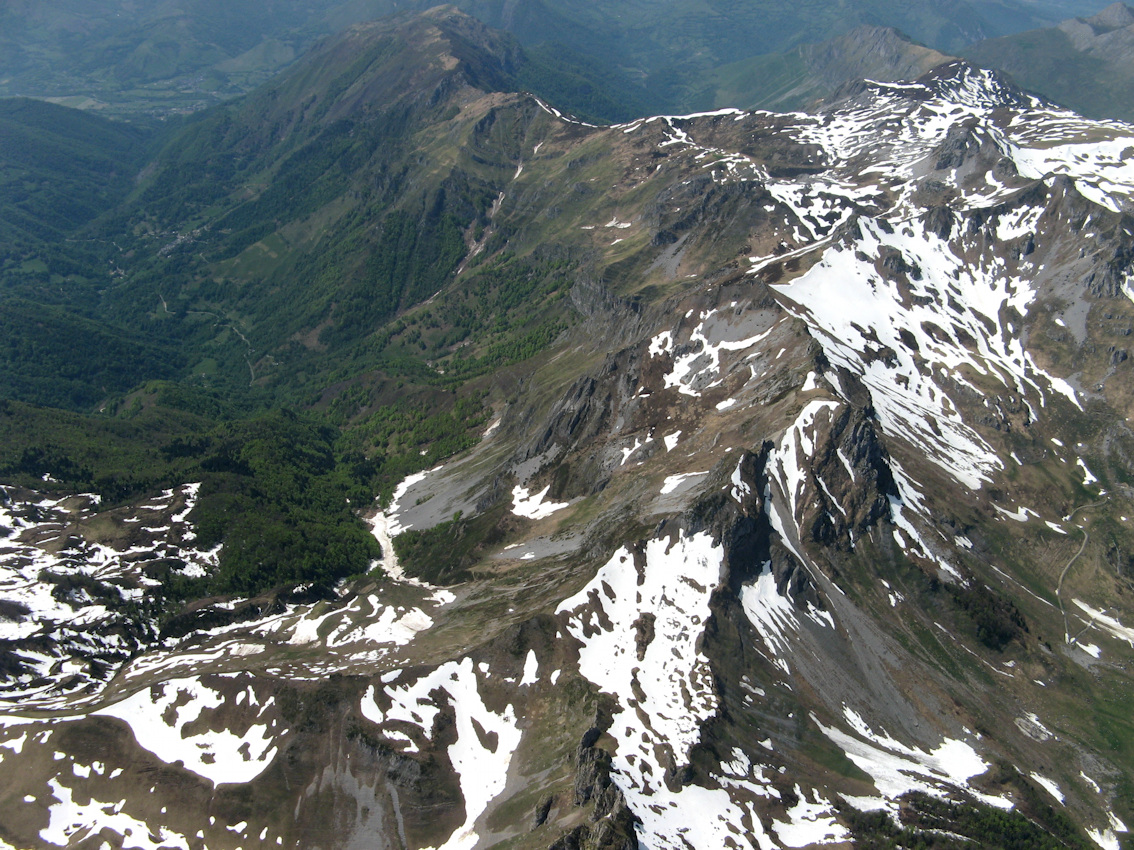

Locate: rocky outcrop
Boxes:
[934,119,982,170]
[560,726,639,850]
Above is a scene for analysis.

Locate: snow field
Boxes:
[558,533,723,768]
[361,657,522,850]
[555,531,837,848]
[511,484,569,519]
[94,677,279,785]
[382,464,445,535]
[771,215,1064,490]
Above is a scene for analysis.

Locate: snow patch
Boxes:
[519,650,539,686]
[41,778,191,849]
[1030,773,1065,803]
[817,709,1010,810]
[511,485,569,520]
[557,532,782,848]
[660,471,708,495]
[1072,600,1134,646]
[94,677,277,785]
[361,658,521,850]
[773,786,850,847]
[741,563,833,675]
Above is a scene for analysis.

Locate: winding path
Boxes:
[1056,497,1108,642]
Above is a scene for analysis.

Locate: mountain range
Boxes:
[0,0,1114,119]
[2,5,1134,850]
[963,1,1134,122]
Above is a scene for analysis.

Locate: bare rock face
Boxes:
[800,398,896,549]
[934,119,983,170]
[563,722,640,850]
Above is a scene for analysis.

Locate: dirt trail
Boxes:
[1057,497,1108,642]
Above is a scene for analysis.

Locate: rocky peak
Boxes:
[1083,1,1134,33]
[800,24,953,90]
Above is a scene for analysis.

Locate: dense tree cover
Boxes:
[0,33,585,608]
[0,166,572,604]
[393,505,509,584]
[0,396,210,501]
[0,98,184,411]
[324,207,468,347]
[0,98,154,245]
[0,301,184,410]
[0,394,488,600]
[402,250,573,380]
[0,240,573,603]
[183,410,379,595]
[0,0,366,112]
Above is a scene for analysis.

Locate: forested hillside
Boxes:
[1,10,582,601]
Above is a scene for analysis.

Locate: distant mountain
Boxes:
[89,8,543,399]
[963,1,1134,121]
[389,0,1104,81]
[0,0,1111,118]
[704,25,954,113]
[0,0,355,113]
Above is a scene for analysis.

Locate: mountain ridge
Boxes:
[705,24,955,113]
[0,0,1112,119]
[2,13,1134,850]
[963,1,1134,121]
